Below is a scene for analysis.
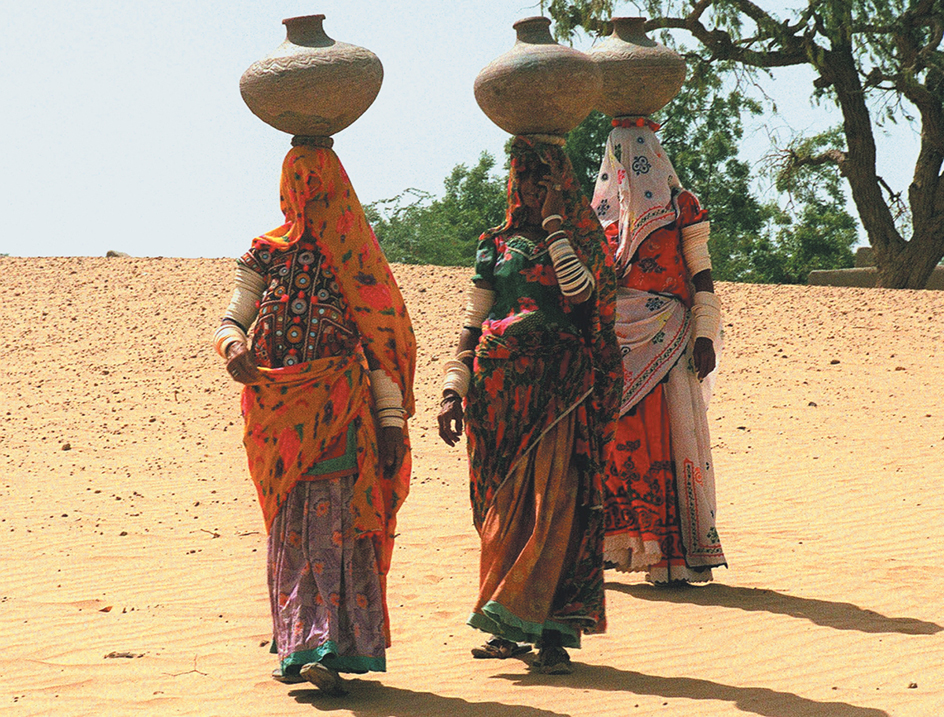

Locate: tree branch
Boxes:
[877,175,911,224]
[782,147,848,173]
[725,0,770,25]
[647,16,810,68]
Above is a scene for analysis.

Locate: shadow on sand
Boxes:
[606,581,943,635]
[493,664,891,717]
[288,681,569,717]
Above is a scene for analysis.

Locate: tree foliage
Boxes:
[366,153,506,266]
[548,0,944,288]
[564,110,612,195]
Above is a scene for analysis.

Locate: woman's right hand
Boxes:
[225,342,264,385]
[437,392,465,446]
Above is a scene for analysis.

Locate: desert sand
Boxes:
[1,256,943,716]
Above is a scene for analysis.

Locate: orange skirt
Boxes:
[604,383,688,574]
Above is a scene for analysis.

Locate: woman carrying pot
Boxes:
[438,136,620,674]
[215,140,415,696]
[592,118,727,584]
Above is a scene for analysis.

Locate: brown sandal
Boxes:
[471,637,532,659]
[299,662,349,696]
[533,646,573,674]
[271,667,306,684]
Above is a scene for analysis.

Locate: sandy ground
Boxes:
[1,256,943,717]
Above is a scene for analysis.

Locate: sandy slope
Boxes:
[1,256,943,716]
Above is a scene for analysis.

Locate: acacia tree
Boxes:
[549,0,944,289]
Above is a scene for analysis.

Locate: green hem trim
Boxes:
[467,601,581,649]
[279,640,386,675]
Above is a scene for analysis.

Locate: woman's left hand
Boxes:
[378,425,407,478]
[693,337,716,380]
[437,393,464,446]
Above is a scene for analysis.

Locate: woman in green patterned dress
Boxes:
[437,136,620,674]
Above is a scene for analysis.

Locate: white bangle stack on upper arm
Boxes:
[463,286,496,331]
[681,221,712,275]
[214,264,266,358]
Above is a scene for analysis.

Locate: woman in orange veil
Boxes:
[214,139,415,695]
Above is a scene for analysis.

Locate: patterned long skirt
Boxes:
[267,475,387,676]
[467,411,590,649]
[604,382,713,584]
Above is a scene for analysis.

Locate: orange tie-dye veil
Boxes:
[255,143,416,417]
[242,144,416,640]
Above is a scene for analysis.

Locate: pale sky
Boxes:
[0,1,918,258]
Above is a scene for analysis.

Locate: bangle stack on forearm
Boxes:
[442,358,472,399]
[548,231,595,297]
[692,291,721,341]
[443,287,492,400]
[214,323,248,358]
[370,369,406,429]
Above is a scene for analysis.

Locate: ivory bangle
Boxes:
[546,232,569,253]
[541,214,563,229]
[463,286,495,330]
[378,417,406,429]
[548,237,575,263]
[693,291,721,310]
[213,323,247,359]
[559,271,595,297]
[370,369,404,411]
[682,221,712,275]
[691,291,722,340]
[442,358,472,399]
[376,407,406,429]
[549,239,596,295]
[224,264,266,330]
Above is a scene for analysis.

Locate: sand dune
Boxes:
[1,256,942,716]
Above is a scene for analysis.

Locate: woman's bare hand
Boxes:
[539,160,566,224]
[693,337,716,380]
[225,342,264,385]
[438,392,465,446]
[378,425,408,478]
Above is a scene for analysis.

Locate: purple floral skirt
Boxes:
[267,475,387,675]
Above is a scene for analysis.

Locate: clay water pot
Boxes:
[474,16,602,137]
[240,14,383,137]
[588,17,686,118]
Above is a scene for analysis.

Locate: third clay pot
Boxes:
[588,17,686,118]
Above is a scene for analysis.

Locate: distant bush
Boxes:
[366,152,506,266]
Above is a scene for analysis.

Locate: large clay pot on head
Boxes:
[474,16,602,137]
[240,14,383,137]
[588,17,686,118]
